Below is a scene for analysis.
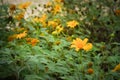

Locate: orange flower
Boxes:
[67,20,79,28]
[18,2,32,9]
[53,4,61,14]
[112,63,120,72]
[16,31,27,39]
[71,38,92,51]
[39,14,47,23]
[87,68,94,74]
[26,38,39,46]
[114,10,120,16]
[31,39,39,46]
[14,12,25,20]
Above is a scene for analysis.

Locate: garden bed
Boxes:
[0,0,120,80]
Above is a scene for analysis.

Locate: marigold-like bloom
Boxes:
[87,68,94,74]
[16,31,27,39]
[67,20,79,28]
[26,38,39,46]
[39,14,47,23]
[112,63,120,72]
[71,38,92,51]
[53,4,61,14]
[114,10,120,16]
[14,12,25,20]
[18,2,32,9]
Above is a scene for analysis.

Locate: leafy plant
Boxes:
[0,0,120,80]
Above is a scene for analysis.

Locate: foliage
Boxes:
[0,0,120,80]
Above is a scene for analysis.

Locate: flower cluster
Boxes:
[4,0,120,79]
[8,30,27,41]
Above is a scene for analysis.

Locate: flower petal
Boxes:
[83,43,92,51]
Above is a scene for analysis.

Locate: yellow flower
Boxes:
[87,68,94,74]
[67,20,79,28]
[14,12,25,20]
[52,25,63,35]
[42,22,47,27]
[33,14,47,27]
[26,38,39,46]
[16,31,27,39]
[18,2,32,9]
[33,17,40,23]
[56,25,63,32]
[8,30,27,41]
[39,14,47,23]
[52,4,61,14]
[112,64,120,72]
[71,38,92,51]
[48,20,59,28]
[83,43,93,51]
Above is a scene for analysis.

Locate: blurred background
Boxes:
[0,0,49,5]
